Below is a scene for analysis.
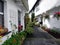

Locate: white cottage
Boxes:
[0,0,29,44]
[34,0,60,29]
[0,0,29,31]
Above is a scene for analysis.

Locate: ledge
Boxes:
[0,32,12,45]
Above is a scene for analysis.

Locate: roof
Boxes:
[15,0,29,11]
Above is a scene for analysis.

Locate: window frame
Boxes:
[0,0,4,27]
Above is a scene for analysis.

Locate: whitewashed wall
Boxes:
[49,17,60,28]
[44,15,60,29]
[4,0,18,32]
[37,15,60,29]
[4,0,25,31]
[35,0,60,29]
[0,0,26,45]
[44,0,60,29]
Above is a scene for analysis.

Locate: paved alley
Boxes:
[23,26,59,45]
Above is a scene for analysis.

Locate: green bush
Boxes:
[27,22,35,27]
[2,22,34,45]
[26,27,34,35]
[25,22,34,35]
[2,31,27,45]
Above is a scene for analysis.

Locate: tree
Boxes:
[24,13,30,29]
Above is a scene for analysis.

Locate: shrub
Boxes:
[2,31,27,45]
[27,22,34,27]
[26,27,34,35]
[25,22,34,35]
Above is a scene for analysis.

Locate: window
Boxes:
[0,1,4,12]
[36,6,40,12]
[0,0,4,27]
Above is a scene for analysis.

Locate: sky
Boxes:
[35,0,58,16]
[28,0,37,11]
[28,0,58,16]
[55,0,60,7]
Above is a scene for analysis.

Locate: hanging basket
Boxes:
[54,12,60,20]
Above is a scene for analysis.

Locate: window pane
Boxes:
[0,15,4,27]
[0,1,3,12]
[18,11,21,25]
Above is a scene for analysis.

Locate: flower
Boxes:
[54,12,60,15]
[54,12,60,20]
[55,12,60,14]
[18,25,23,32]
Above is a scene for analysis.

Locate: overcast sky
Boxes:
[28,0,59,16]
[35,0,58,15]
[55,0,60,7]
[28,0,37,10]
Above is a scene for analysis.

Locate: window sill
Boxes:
[0,31,12,45]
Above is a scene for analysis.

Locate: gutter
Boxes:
[21,0,29,11]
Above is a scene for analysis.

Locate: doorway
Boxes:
[18,10,21,32]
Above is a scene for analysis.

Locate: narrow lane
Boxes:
[23,26,58,45]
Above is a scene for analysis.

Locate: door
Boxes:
[18,11,21,32]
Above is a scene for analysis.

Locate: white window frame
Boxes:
[0,12,3,15]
